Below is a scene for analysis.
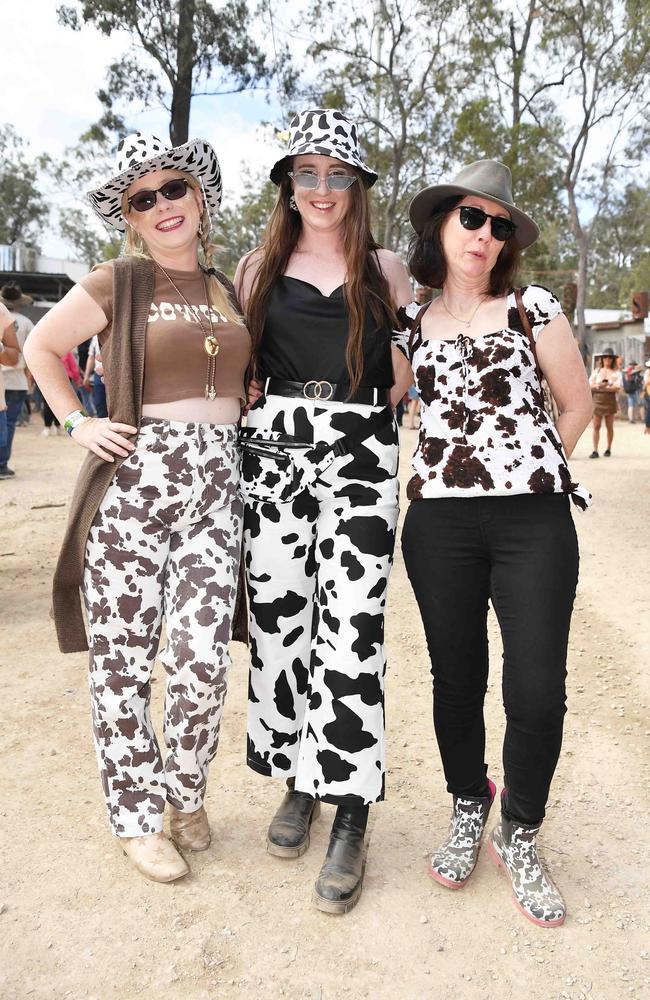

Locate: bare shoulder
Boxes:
[374,247,412,307]
[234,247,265,308]
[374,247,406,277]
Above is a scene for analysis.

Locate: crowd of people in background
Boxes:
[0,283,108,468]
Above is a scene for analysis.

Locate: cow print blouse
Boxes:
[393,285,591,509]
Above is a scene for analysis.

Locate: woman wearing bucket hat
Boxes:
[589,347,622,457]
[24,132,251,883]
[234,108,413,914]
[394,160,593,926]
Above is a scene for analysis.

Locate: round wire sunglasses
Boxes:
[287,170,358,192]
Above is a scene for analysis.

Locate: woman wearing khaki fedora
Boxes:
[394,160,593,926]
[235,108,412,914]
[25,133,251,883]
[589,347,621,457]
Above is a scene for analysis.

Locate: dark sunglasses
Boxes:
[127,178,190,213]
[455,205,516,242]
[287,170,358,192]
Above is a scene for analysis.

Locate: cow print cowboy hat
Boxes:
[87,132,222,232]
[270,108,378,188]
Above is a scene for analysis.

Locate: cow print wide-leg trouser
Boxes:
[241,395,400,805]
[82,418,242,838]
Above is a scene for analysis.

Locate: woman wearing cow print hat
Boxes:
[394,160,592,926]
[235,108,413,914]
[25,133,251,883]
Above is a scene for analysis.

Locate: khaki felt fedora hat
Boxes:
[409,159,539,249]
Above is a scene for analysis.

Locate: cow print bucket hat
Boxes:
[270,108,378,188]
[87,132,223,232]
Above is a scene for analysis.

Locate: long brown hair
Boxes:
[121,172,244,326]
[243,170,396,397]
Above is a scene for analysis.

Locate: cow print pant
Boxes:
[83,418,242,837]
[241,395,400,805]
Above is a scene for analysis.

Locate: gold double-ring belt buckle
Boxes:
[303,380,334,401]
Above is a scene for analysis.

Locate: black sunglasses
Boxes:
[127,178,190,213]
[455,205,516,242]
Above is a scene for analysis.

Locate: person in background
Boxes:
[644,360,650,435]
[83,335,108,418]
[404,383,420,429]
[0,283,34,478]
[621,360,643,423]
[0,303,21,458]
[76,338,96,416]
[589,348,621,457]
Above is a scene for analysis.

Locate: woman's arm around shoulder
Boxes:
[375,248,413,309]
[375,249,416,406]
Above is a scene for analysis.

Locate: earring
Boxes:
[289,195,298,211]
[198,220,204,238]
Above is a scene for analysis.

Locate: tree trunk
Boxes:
[382,146,404,250]
[170,0,196,146]
[566,180,588,348]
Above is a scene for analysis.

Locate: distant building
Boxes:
[0,243,87,322]
[584,293,648,368]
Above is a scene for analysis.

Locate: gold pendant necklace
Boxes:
[440,295,486,328]
[155,261,220,400]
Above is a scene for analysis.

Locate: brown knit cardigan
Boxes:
[52,256,248,653]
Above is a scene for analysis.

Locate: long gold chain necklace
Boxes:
[154,261,220,400]
[440,294,486,328]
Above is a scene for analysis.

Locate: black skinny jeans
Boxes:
[402,493,579,826]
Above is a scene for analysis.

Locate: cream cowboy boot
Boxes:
[120,832,189,882]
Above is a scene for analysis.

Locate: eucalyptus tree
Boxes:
[304,0,470,253]
[57,0,284,145]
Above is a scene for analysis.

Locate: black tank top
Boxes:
[258,275,394,388]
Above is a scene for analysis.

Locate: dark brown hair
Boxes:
[243,169,397,397]
[408,195,521,295]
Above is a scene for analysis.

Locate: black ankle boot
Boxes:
[266,779,321,858]
[313,804,368,914]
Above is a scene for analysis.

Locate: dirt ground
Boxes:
[1,416,648,1000]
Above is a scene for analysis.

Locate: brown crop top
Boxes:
[79,260,251,404]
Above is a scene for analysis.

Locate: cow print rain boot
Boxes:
[429,779,496,888]
[489,814,566,927]
[266,778,321,858]
[313,804,368,914]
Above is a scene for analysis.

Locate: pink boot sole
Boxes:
[428,864,467,889]
[487,839,566,928]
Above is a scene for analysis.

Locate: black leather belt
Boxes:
[265,378,390,405]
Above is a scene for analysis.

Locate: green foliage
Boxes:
[302,0,471,251]
[587,184,650,307]
[58,208,121,268]
[217,170,278,278]
[0,126,49,247]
